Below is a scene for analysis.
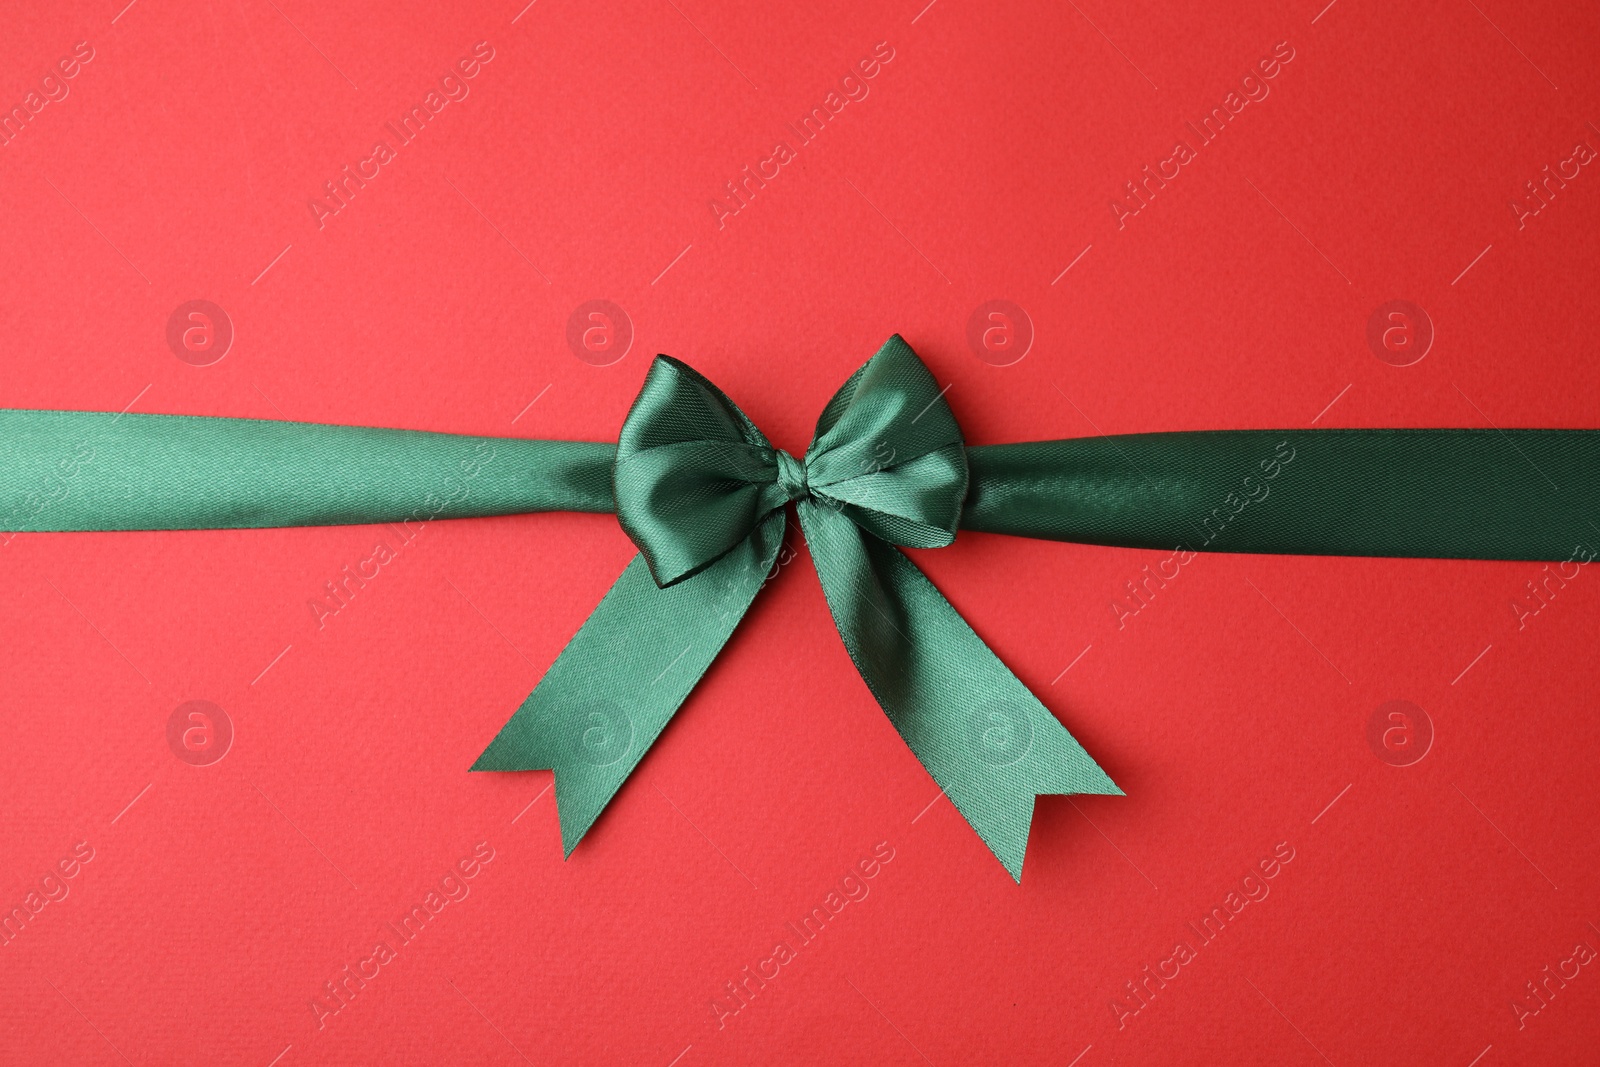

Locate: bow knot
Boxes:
[774,449,809,503]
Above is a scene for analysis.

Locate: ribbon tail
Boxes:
[472,512,785,855]
[796,500,1118,882]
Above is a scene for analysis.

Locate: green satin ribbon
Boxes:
[5,335,1598,880]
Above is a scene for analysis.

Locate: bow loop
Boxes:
[803,334,967,549]
[613,356,791,586]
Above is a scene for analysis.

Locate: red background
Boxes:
[2,0,1598,1063]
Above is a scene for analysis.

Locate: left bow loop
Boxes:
[613,355,791,586]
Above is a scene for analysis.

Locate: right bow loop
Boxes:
[802,334,968,548]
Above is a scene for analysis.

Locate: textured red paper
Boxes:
[2,1,1598,1064]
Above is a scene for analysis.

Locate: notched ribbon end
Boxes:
[948,710,1125,883]
[982,773,1125,885]
[469,743,602,860]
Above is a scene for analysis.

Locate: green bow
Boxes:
[473,336,1117,880]
[5,333,1598,881]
